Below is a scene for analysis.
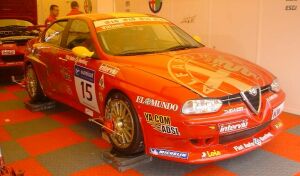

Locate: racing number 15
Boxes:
[80,81,92,101]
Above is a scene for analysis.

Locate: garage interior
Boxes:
[0,0,300,176]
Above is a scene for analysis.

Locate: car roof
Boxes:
[59,13,155,22]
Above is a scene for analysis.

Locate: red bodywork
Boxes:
[24,14,285,163]
[0,0,38,78]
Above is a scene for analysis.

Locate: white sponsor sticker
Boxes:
[136,96,179,111]
[266,94,278,102]
[85,108,94,117]
[219,119,248,134]
[74,65,100,113]
[224,107,244,114]
[99,74,105,89]
[233,132,273,151]
[271,102,284,120]
[1,50,15,55]
[94,17,168,28]
[99,64,119,77]
[150,148,189,159]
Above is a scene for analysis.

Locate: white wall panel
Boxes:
[259,0,300,114]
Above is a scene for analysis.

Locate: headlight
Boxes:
[182,99,223,115]
[271,79,280,92]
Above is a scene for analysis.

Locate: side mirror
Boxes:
[193,35,202,43]
[72,46,94,58]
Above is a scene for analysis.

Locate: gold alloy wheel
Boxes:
[26,67,38,98]
[105,99,134,149]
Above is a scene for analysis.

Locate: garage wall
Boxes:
[37,0,97,24]
[113,0,300,115]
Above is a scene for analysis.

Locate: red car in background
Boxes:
[0,0,40,80]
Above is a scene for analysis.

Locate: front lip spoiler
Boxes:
[147,118,283,164]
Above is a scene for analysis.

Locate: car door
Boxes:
[37,20,69,94]
[59,19,101,114]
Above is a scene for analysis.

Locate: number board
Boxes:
[74,65,100,113]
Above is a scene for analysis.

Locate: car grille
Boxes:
[221,85,270,105]
[15,40,28,46]
[219,121,271,144]
[1,55,24,62]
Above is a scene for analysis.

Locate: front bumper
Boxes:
[148,117,283,164]
[144,90,285,163]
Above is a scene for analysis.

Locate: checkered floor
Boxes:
[0,82,300,176]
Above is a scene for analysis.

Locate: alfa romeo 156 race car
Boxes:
[24,13,285,163]
[0,0,40,79]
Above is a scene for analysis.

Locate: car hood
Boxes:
[114,47,275,98]
[0,0,37,24]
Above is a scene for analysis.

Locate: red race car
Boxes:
[24,13,285,163]
[0,0,40,80]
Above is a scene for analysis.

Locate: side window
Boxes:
[44,21,68,46]
[66,20,95,52]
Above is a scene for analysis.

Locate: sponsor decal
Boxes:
[1,50,15,55]
[75,65,94,83]
[60,67,72,81]
[77,59,89,66]
[66,55,77,62]
[99,64,119,77]
[94,17,167,28]
[233,132,273,151]
[149,0,163,13]
[99,74,105,89]
[136,96,178,111]
[150,148,188,159]
[271,102,284,120]
[144,112,180,136]
[201,150,222,158]
[224,107,244,114]
[101,24,125,30]
[266,94,278,102]
[74,65,100,112]
[85,108,94,117]
[274,122,283,129]
[219,119,248,134]
[168,55,262,97]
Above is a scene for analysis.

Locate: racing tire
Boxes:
[105,92,144,155]
[25,64,45,103]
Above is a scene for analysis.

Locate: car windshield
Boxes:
[97,24,204,56]
[0,19,33,27]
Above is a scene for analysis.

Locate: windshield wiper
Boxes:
[116,50,158,56]
[163,45,199,52]
[115,45,199,56]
